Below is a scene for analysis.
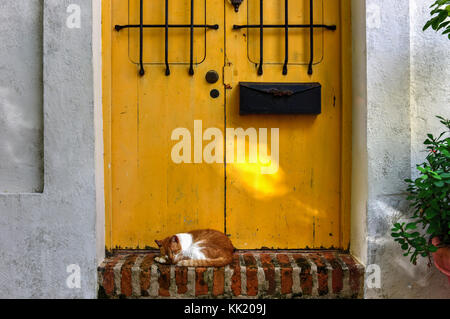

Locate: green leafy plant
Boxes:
[391,116,450,265]
[423,0,450,39]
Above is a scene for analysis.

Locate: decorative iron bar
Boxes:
[115,0,219,76]
[165,0,170,75]
[139,0,144,75]
[233,0,337,75]
[283,0,288,75]
[258,0,263,75]
[308,0,314,75]
[189,0,195,75]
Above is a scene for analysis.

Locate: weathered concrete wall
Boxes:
[410,1,450,168]
[350,0,368,266]
[364,0,413,299]
[0,0,100,298]
[398,0,450,298]
[352,0,450,298]
[0,0,448,299]
[0,1,44,193]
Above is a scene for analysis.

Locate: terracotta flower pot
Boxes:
[431,237,450,284]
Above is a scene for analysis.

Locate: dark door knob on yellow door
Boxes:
[205,70,219,84]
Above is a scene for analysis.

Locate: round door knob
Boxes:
[210,89,220,99]
[205,70,219,84]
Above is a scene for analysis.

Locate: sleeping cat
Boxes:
[154,229,234,267]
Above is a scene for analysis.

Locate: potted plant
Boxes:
[391,116,450,282]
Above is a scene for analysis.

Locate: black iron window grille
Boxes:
[115,0,219,76]
[233,0,336,75]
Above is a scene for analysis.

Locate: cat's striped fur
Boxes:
[155,229,234,267]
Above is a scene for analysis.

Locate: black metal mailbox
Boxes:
[239,82,321,115]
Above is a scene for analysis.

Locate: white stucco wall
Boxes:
[410,1,450,167]
[0,1,44,193]
[350,0,368,267]
[400,0,450,299]
[351,0,450,298]
[0,0,101,298]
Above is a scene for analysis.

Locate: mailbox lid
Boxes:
[239,82,322,115]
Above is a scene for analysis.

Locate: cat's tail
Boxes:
[177,256,232,267]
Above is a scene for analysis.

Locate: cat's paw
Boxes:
[154,256,167,264]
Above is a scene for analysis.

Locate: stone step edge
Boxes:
[98,252,364,299]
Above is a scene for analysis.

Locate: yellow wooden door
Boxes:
[103,0,351,250]
[224,0,352,249]
[103,0,225,249]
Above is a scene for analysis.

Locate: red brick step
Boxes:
[98,251,364,299]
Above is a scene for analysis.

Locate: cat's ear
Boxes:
[171,236,179,244]
[155,240,162,247]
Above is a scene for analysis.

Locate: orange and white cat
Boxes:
[154,229,234,267]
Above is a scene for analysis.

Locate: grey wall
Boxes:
[0,0,448,299]
[411,1,450,168]
[365,0,413,298]
[350,0,368,266]
[351,0,450,298]
[0,0,99,298]
[0,1,44,193]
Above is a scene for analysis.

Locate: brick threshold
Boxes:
[98,250,364,299]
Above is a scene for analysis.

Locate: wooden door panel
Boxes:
[224,0,350,249]
[106,0,225,248]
